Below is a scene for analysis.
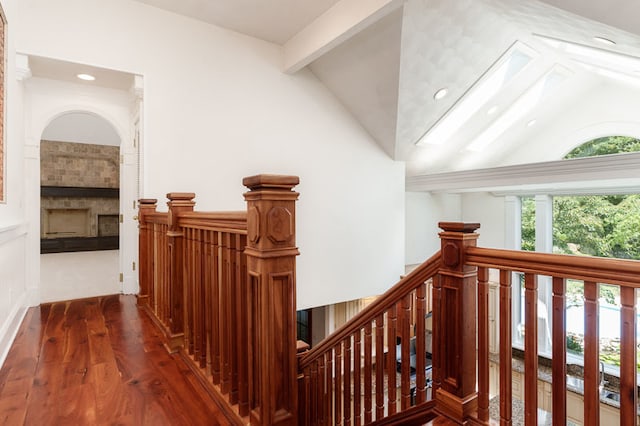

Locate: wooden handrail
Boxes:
[299,250,441,369]
[145,211,168,224]
[299,223,640,425]
[178,211,247,232]
[297,251,441,425]
[138,174,300,426]
[467,246,640,286]
[139,194,640,426]
[467,243,640,426]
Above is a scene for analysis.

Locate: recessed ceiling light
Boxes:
[417,42,538,146]
[527,119,537,127]
[593,36,616,46]
[433,88,448,100]
[487,105,498,115]
[466,66,569,152]
[77,73,95,81]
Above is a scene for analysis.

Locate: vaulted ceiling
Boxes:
[132,0,640,177]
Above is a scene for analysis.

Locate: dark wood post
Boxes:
[243,175,300,426]
[137,198,157,307]
[166,192,195,352]
[435,222,481,423]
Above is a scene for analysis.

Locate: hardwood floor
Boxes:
[0,295,233,425]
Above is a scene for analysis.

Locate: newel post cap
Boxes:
[243,174,299,191]
[138,198,158,206]
[438,222,481,233]
[166,192,196,202]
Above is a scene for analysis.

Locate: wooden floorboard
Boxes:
[0,294,233,425]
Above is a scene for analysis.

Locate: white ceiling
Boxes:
[126,0,640,177]
[28,55,135,91]
[132,0,341,44]
[539,0,640,38]
[35,0,640,180]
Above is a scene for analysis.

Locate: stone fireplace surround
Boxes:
[40,140,120,253]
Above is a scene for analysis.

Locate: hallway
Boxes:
[0,295,232,425]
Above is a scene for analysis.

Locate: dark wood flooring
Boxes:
[0,295,233,425]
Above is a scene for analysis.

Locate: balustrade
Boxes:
[139,191,640,426]
[297,223,640,425]
[137,175,299,426]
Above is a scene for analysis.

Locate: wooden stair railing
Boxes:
[139,187,640,426]
[468,244,640,426]
[137,174,300,426]
[300,222,640,426]
[297,251,442,425]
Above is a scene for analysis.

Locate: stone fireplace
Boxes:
[43,208,90,238]
[40,140,120,253]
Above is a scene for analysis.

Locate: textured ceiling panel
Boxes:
[539,0,640,38]
[309,8,403,158]
[128,0,640,175]
[397,0,640,175]
[396,0,518,158]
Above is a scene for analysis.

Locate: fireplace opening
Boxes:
[43,208,90,238]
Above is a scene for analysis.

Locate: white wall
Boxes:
[405,190,509,257]
[15,0,405,309]
[461,192,506,249]
[405,192,462,264]
[0,0,30,367]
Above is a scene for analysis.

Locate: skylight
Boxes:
[466,66,570,152]
[416,42,537,146]
[535,34,640,75]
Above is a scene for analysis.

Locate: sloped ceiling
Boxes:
[132,0,341,44]
[309,8,403,158]
[129,0,640,178]
[539,0,640,37]
[395,0,640,174]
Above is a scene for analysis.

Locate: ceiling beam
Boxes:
[282,0,403,74]
[406,152,640,193]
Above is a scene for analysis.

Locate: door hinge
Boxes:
[133,200,136,209]
[132,262,136,271]
[119,214,124,223]
[119,273,123,283]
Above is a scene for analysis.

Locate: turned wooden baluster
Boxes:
[551,276,567,426]
[243,175,300,426]
[619,286,637,426]
[434,222,480,423]
[137,198,157,307]
[166,192,195,352]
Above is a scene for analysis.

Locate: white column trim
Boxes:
[15,53,31,81]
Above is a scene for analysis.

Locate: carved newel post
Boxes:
[166,192,195,352]
[243,175,300,426]
[137,198,158,307]
[434,222,481,424]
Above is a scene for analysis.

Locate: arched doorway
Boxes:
[22,58,142,305]
[39,111,122,301]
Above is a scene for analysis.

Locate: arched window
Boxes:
[564,135,640,159]
[517,136,640,370]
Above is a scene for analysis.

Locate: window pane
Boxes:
[521,196,535,251]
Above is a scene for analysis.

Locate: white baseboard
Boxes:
[0,292,29,369]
